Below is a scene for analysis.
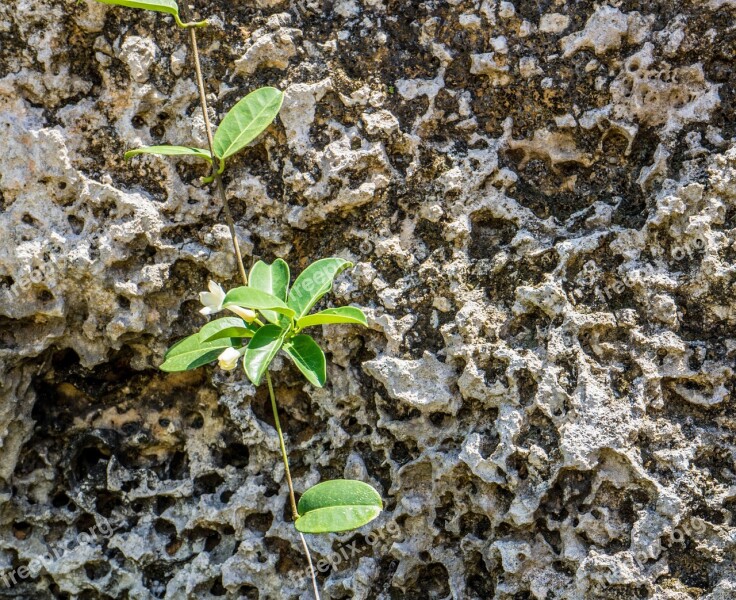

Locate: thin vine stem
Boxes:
[186,25,248,286]
[299,530,322,600]
[266,371,299,518]
[267,372,322,600]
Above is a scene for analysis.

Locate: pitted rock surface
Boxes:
[1,0,736,598]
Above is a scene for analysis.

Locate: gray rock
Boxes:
[1,0,736,598]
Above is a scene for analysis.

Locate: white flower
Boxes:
[199,280,226,315]
[217,347,241,371]
[227,305,257,323]
[200,280,258,323]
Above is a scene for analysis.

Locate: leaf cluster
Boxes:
[160,258,366,387]
[160,259,381,533]
[124,87,284,181]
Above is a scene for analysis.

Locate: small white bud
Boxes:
[227,305,257,323]
[217,347,241,371]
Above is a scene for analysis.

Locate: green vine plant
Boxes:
[92,1,383,598]
[160,259,383,534]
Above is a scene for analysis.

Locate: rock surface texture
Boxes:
[1,0,735,598]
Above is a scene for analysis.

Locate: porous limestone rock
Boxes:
[1,0,736,598]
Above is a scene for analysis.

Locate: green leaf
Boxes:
[198,317,257,343]
[295,480,383,534]
[283,335,326,387]
[223,287,296,320]
[296,306,367,330]
[94,0,178,17]
[249,259,290,325]
[288,258,353,319]
[124,146,212,163]
[243,325,286,386]
[249,259,290,301]
[93,0,207,28]
[213,87,284,160]
[160,332,239,372]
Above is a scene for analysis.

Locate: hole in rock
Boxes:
[12,522,31,540]
[67,215,84,234]
[244,513,273,534]
[219,441,249,468]
[210,576,227,596]
[184,411,204,429]
[52,492,70,508]
[155,496,175,515]
[194,473,225,496]
[84,561,111,580]
[238,585,259,599]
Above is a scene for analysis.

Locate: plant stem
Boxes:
[266,371,299,519]
[186,26,248,286]
[267,372,322,600]
[175,15,208,29]
[299,531,322,600]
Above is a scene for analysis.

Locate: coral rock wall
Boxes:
[1,0,736,598]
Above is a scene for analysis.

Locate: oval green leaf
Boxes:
[124,145,212,163]
[93,0,206,28]
[223,287,295,320]
[213,87,284,160]
[249,259,290,325]
[243,324,286,386]
[296,306,367,330]
[295,480,383,534]
[283,334,326,387]
[287,258,353,319]
[199,317,257,343]
[95,0,178,17]
[160,332,239,372]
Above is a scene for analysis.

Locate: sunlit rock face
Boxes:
[1,0,735,598]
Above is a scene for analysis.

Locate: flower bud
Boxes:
[227,305,257,322]
[217,347,240,371]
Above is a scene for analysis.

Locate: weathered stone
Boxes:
[1,0,736,598]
